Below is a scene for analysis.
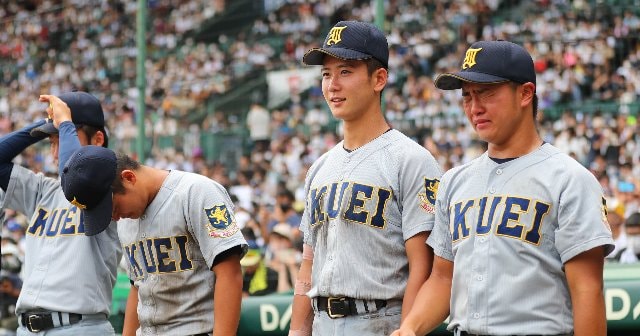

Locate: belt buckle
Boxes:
[327,297,346,319]
[27,315,41,333]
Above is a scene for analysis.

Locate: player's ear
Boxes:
[91,130,105,147]
[373,67,388,93]
[519,82,535,108]
[120,170,137,185]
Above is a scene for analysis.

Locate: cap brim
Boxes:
[434,72,510,90]
[30,122,58,137]
[303,47,373,65]
[82,190,113,236]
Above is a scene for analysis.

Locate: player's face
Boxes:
[321,57,384,122]
[48,131,91,164]
[111,174,147,221]
[460,82,530,148]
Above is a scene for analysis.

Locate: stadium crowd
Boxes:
[1,0,639,318]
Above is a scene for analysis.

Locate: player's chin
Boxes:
[473,123,494,137]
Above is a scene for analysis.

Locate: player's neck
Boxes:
[342,113,390,151]
[142,166,170,207]
[488,134,544,159]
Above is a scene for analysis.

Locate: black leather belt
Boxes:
[21,311,82,333]
[316,296,387,318]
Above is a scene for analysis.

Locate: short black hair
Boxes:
[76,124,109,148]
[365,57,386,75]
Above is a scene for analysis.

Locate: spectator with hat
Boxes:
[618,212,640,264]
[241,239,279,297]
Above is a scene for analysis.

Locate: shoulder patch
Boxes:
[418,178,439,214]
[205,204,239,238]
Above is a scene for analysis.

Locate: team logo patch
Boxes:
[205,204,238,238]
[418,178,439,214]
[326,26,346,46]
[462,47,482,69]
[601,196,611,232]
[70,197,87,209]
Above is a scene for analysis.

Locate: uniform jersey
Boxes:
[428,143,614,335]
[118,170,247,336]
[1,165,121,315]
[301,129,442,300]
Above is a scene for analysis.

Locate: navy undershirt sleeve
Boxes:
[0,120,47,191]
[58,121,82,173]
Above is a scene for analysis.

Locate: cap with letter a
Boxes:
[434,40,536,90]
[61,145,117,236]
[303,20,389,68]
[30,91,106,137]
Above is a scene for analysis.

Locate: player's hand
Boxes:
[390,327,417,336]
[39,94,72,128]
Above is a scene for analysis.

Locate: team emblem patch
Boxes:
[326,26,346,46]
[418,178,439,214]
[70,197,87,210]
[205,204,238,238]
[462,47,482,69]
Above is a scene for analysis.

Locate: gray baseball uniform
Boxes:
[2,165,121,322]
[301,129,442,301]
[118,170,247,336]
[428,143,614,334]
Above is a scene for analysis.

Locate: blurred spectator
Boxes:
[606,209,627,261]
[259,188,302,242]
[241,241,279,297]
[246,103,271,153]
[618,212,640,263]
[0,240,22,332]
[265,223,300,293]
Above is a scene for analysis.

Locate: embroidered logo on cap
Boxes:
[326,26,347,46]
[462,47,483,69]
[70,197,87,210]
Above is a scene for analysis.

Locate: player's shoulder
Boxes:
[166,170,227,195]
[171,170,218,186]
[538,143,594,176]
[383,129,438,161]
[307,143,342,172]
[440,154,478,183]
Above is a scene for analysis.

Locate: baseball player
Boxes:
[59,145,247,336]
[0,92,121,335]
[392,40,614,336]
[289,21,442,336]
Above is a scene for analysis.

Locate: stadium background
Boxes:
[1,0,639,335]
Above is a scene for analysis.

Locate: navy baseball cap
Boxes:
[303,21,389,68]
[61,145,117,236]
[434,40,536,90]
[31,91,106,137]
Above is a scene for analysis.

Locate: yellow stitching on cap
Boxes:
[462,47,483,69]
[326,26,347,45]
